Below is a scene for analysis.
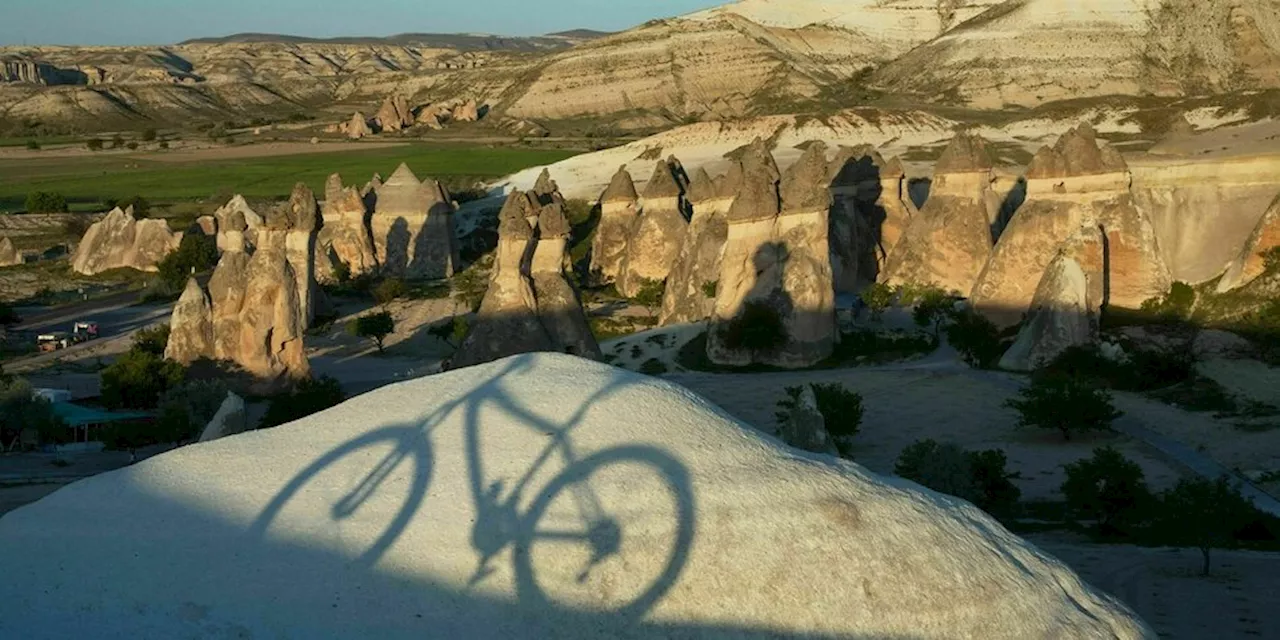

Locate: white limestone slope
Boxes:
[0,354,1151,639]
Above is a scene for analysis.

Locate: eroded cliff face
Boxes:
[70,207,181,276]
[660,167,737,325]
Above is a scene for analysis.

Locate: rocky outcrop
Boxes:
[1000,227,1107,372]
[709,140,836,369]
[213,195,262,255]
[659,167,735,325]
[882,133,996,295]
[828,147,917,291]
[529,200,603,360]
[588,166,640,285]
[164,277,215,366]
[452,99,480,122]
[369,163,458,279]
[1217,193,1280,292]
[70,206,181,276]
[315,173,378,283]
[343,112,372,140]
[270,184,322,327]
[375,95,414,132]
[0,235,21,267]
[449,192,555,370]
[779,385,839,456]
[972,124,1132,327]
[617,161,689,297]
[198,392,248,443]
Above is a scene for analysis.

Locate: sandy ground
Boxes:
[1035,536,1280,640]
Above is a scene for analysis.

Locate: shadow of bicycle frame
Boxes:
[247,354,697,623]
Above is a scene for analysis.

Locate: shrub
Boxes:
[1140,282,1196,322]
[1155,475,1262,575]
[154,378,230,444]
[1043,344,1194,392]
[861,283,895,320]
[25,140,40,150]
[1005,375,1122,440]
[718,301,789,354]
[142,128,158,142]
[100,349,186,410]
[159,141,170,150]
[632,278,666,317]
[110,134,125,149]
[639,358,668,375]
[24,191,68,214]
[809,383,863,439]
[895,440,1022,515]
[1062,447,1153,535]
[428,316,470,349]
[0,377,68,446]
[62,215,93,239]
[701,280,718,299]
[946,309,1005,369]
[911,287,953,339]
[373,278,406,305]
[86,138,104,151]
[347,311,395,353]
[131,324,171,357]
[832,329,936,364]
[156,232,217,292]
[260,376,346,428]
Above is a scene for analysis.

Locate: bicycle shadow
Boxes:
[248,354,698,622]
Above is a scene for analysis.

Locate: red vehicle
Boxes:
[71,321,99,343]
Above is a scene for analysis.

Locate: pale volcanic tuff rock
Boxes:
[827,147,917,291]
[70,206,181,276]
[197,392,248,443]
[268,184,322,328]
[370,163,459,279]
[617,161,690,298]
[1218,193,1280,292]
[659,167,734,325]
[0,353,1153,639]
[315,174,379,283]
[1001,226,1107,372]
[375,94,414,133]
[588,166,640,285]
[164,277,215,366]
[449,192,554,370]
[972,124,1133,327]
[529,201,603,360]
[213,195,263,255]
[882,133,996,296]
[344,112,372,140]
[709,140,836,369]
[0,235,20,267]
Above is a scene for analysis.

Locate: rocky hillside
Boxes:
[8,1,1280,133]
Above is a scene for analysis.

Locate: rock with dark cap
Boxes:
[617,161,690,297]
[530,202,602,360]
[276,183,321,327]
[164,277,215,365]
[316,173,379,283]
[660,167,733,324]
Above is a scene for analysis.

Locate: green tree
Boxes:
[104,195,151,217]
[911,286,952,340]
[862,283,895,320]
[946,309,1005,369]
[141,128,158,142]
[895,440,1022,515]
[810,383,863,440]
[1157,475,1261,576]
[260,376,346,428]
[701,280,718,299]
[347,311,395,353]
[100,349,186,410]
[24,191,68,214]
[1006,375,1122,441]
[373,278,406,306]
[428,316,470,350]
[110,134,125,149]
[0,376,68,447]
[1062,447,1153,535]
[86,138,104,151]
[155,378,230,443]
[632,278,667,317]
[131,325,171,357]
[156,232,217,292]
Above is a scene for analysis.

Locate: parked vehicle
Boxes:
[36,332,70,352]
[71,321,100,343]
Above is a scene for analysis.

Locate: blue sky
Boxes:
[0,0,727,46]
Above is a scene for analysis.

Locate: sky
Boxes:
[0,0,729,46]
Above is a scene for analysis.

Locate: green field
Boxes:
[0,143,579,210]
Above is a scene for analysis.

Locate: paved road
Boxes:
[5,298,173,375]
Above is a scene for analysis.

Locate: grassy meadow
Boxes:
[0,143,579,211]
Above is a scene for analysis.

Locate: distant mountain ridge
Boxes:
[179,30,611,51]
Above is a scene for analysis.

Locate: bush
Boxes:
[110,134,125,149]
[62,215,93,239]
[104,195,151,217]
[86,138,104,151]
[1043,344,1194,392]
[831,329,936,364]
[131,324,171,356]
[1005,375,1122,440]
[0,377,68,447]
[100,349,186,410]
[1062,447,1153,536]
[632,278,666,317]
[159,141,170,150]
[428,316,470,349]
[895,440,1022,514]
[809,383,863,439]
[373,278,406,305]
[156,232,217,292]
[260,376,346,428]
[861,283,895,320]
[1155,475,1262,575]
[24,191,68,214]
[154,378,230,444]
[142,128,158,142]
[25,140,40,150]
[911,287,953,339]
[639,358,668,375]
[347,311,395,353]
[701,280,718,299]
[718,301,788,354]
[946,309,1005,369]
[1140,282,1196,322]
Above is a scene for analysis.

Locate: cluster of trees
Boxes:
[0,368,68,448]
[894,439,1022,516]
[24,191,68,214]
[861,283,1009,369]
